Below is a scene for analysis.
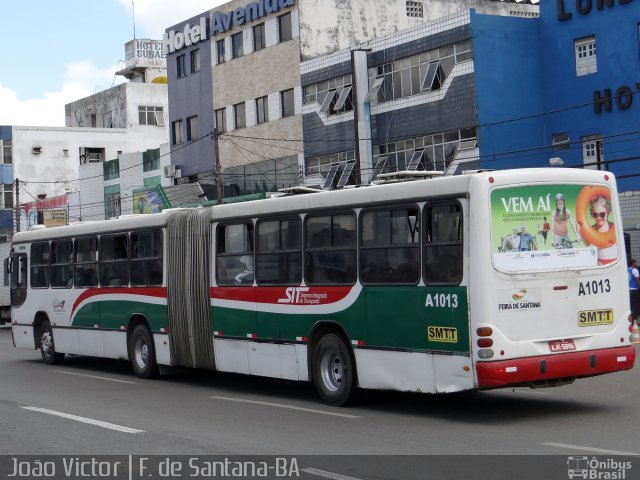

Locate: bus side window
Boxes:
[360,206,420,285]
[10,253,27,307]
[131,230,163,286]
[30,242,50,289]
[256,218,301,285]
[216,223,254,286]
[74,237,98,288]
[99,234,129,287]
[51,240,73,289]
[305,213,357,285]
[424,203,463,285]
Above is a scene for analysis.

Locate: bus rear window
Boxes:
[491,183,620,272]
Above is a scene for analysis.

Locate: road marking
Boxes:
[55,370,137,384]
[302,468,364,480]
[210,396,360,419]
[22,407,145,434]
[544,442,640,456]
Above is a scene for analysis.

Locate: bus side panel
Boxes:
[12,325,36,349]
[153,333,171,365]
[247,342,300,380]
[355,349,436,392]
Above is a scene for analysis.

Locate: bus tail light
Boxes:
[478,349,494,359]
[477,338,493,348]
[476,327,493,337]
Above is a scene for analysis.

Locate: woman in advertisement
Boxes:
[551,193,579,248]
[577,194,618,265]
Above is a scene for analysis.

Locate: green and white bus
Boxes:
[9,168,635,405]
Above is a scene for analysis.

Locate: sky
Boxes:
[0,0,226,127]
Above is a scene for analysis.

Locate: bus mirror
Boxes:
[5,257,12,274]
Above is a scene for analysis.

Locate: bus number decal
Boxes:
[425,293,458,309]
[427,326,458,343]
[578,279,611,296]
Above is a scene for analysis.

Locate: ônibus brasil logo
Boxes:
[567,456,632,479]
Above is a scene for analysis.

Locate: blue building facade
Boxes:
[475,0,640,192]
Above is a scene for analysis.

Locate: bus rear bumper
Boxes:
[476,345,636,388]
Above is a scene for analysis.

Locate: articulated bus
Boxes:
[9,168,635,405]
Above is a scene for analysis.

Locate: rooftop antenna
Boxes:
[132,0,136,39]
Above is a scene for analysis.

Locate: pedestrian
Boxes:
[628,259,640,322]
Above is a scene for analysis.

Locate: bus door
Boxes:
[422,200,473,392]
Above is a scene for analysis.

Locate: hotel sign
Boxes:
[164,0,295,54]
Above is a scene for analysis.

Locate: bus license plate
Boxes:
[548,339,576,352]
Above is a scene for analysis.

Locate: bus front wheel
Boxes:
[312,334,362,406]
[129,325,159,379]
[39,320,64,365]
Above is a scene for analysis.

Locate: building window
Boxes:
[234,102,246,129]
[253,23,266,52]
[278,12,292,43]
[367,40,471,105]
[0,140,11,165]
[406,1,424,18]
[190,49,201,73]
[103,159,120,181]
[0,183,13,209]
[177,54,186,77]
[306,151,356,177]
[575,36,597,76]
[256,96,269,124]
[232,32,244,59]
[172,120,184,145]
[104,193,122,220]
[304,74,353,115]
[371,129,475,176]
[281,89,295,118]
[143,149,160,172]
[139,106,164,126]
[215,108,227,133]
[216,39,226,64]
[583,135,604,170]
[552,132,571,152]
[187,115,199,141]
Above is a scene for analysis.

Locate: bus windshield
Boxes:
[491,183,620,272]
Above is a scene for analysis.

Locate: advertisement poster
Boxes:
[491,184,619,272]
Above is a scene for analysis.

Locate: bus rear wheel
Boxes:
[129,325,159,379]
[312,334,362,406]
[39,320,64,365]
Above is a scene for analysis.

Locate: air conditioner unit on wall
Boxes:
[87,152,101,162]
[174,169,182,179]
[164,165,176,177]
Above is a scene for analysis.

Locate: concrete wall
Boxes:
[299,0,538,60]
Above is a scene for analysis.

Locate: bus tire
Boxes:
[312,334,362,406]
[39,320,64,365]
[129,325,159,379]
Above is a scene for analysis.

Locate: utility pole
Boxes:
[213,129,223,205]
[14,178,20,233]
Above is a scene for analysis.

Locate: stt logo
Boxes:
[278,287,310,304]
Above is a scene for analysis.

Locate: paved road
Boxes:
[0,325,638,479]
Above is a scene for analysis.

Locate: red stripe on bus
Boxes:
[210,286,353,305]
[476,345,635,388]
[71,287,168,317]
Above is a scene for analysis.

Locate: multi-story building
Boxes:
[0,39,174,230]
[164,0,539,198]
